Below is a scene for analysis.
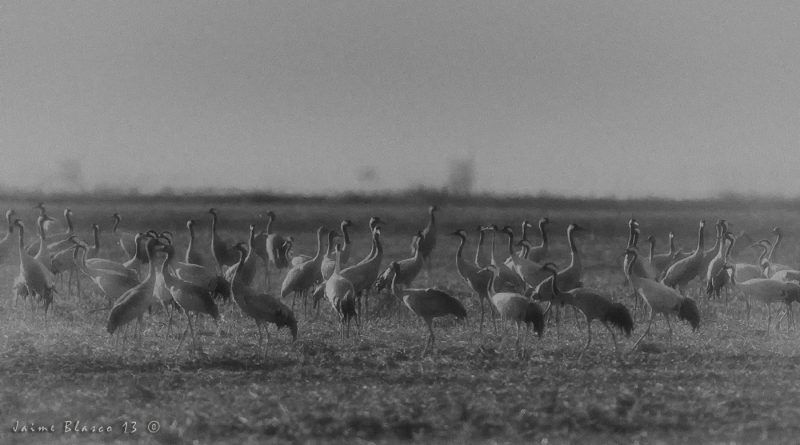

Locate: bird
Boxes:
[504,220,533,268]
[74,243,140,302]
[706,231,734,299]
[338,219,354,265]
[661,220,707,294]
[208,208,238,273]
[32,214,57,271]
[111,212,138,259]
[415,205,438,280]
[388,261,467,356]
[26,208,75,255]
[765,227,793,276]
[340,225,384,320]
[484,225,526,292]
[86,223,102,259]
[325,244,358,339]
[0,209,17,267]
[724,265,800,335]
[106,237,162,344]
[280,226,327,312]
[319,229,342,281]
[183,219,211,267]
[229,244,297,358]
[452,229,494,333]
[524,217,551,263]
[541,263,633,360]
[264,210,291,284]
[484,266,545,354]
[223,224,259,287]
[159,243,220,354]
[647,232,683,279]
[733,241,771,282]
[12,219,57,320]
[623,220,656,280]
[530,223,586,302]
[353,216,384,266]
[698,220,725,279]
[474,225,492,269]
[499,225,549,288]
[375,231,424,292]
[624,249,700,351]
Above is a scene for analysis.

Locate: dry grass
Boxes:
[1,197,800,444]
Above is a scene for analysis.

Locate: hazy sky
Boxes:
[3,1,800,197]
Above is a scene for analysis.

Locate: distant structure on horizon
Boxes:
[446,156,475,195]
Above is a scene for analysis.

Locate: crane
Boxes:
[280,226,327,312]
[229,244,297,359]
[526,217,551,263]
[375,232,424,292]
[624,249,700,351]
[541,263,633,360]
[341,226,384,321]
[223,224,259,287]
[12,219,56,321]
[319,229,342,281]
[661,220,707,294]
[338,220,353,265]
[484,266,545,355]
[264,210,291,287]
[485,225,526,292]
[0,209,16,267]
[500,225,549,288]
[325,244,358,339]
[474,226,491,268]
[414,205,438,282]
[724,265,800,335]
[452,229,495,333]
[208,208,238,273]
[111,213,138,259]
[388,261,466,356]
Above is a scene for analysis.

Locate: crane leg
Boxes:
[665,314,673,345]
[603,322,621,360]
[766,303,772,337]
[630,307,655,353]
[263,324,270,360]
[579,319,592,361]
[479,296,484,334]
[186,313,198,356]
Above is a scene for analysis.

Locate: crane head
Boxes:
[646,234,655,243]
[186,219,195,229]
[5,209,15,220]
[429,205,438,213]
[540,217,550,226]
[342,219,353,227]
[771,227,782,235]
[450,229,467,239]
[92,223,100,231]
[111,212,121,221]
[501,226,514,236]
[540,262,559,273]
[266,210,276,219]
[522,219,533,228]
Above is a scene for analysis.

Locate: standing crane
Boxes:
[388,261,467,356]
[280,226,327,312]
[452,229,495,333]
[647,232,683,279]
[338,220,353,265]
[264,210,292,287]
[484,266,545,355]
[415,205,438,281]
[624,249,700,351]
[106,237,161,345]
[474,226,491,268]
[724,265,800,335]
[541,263,633,360]
[525,217,551,263]
[229,244,297,359]
[12,220,56,321]
[319,229,342,281]
[707,232,736,300]
[500,226,549,288]
[0,209,16,267]
[661,220,707,294]
[111,213,138,259]
[341,226,384,322]
[325,244,358,339]
[375,232,424,292]
[208,208,238,273]
[224,224,259,287]
[484,225,526,292]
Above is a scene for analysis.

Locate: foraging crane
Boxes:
[111,213,138,258]
[375,232,424,292]
[159,244,220,354]
[280,226,326,311]
[208,208,238,273]
[325,244,358,339]
[541,263,633,360]
[661,220,707,294]
[12,220,56,319]
[229,244,297,358]
[388,261,467,356]
[485,266,545,354]
[106,238,161,342]
[624,249,700,350]
[452,229,494,332]
[724,265,800,335]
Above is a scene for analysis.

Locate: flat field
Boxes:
[2,195,800,444]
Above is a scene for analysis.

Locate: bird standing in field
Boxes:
[280,226,327,312]
[224,224,259,287]
[625,249,700,351]
[541,263,632,360]
[208,208,238,273]
[661,220,707,295]
[452,229,494,333]
[159,243,219,355]
[375,231,424,292]
[325,244,358,339]
[706,232,735,300]
[111,212,138,259]
[647,232,683,279]
[0,209,17,267]
[264,210,292,287]
[485,265,545,355]
[484,225,526,292]
[230,244,297,359]
[338,219,353,265]
[388,261,466,356]
[319,229,342,281]
[724,265,800,335]
[106,237,161,345]
[415,205,438,282]
[341,225,384,321]
[12,219,57,321]
[525,217,551,263]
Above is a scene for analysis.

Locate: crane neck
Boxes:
[6,213,14,235]
[648,237,655,263]
[64,212,73,234]
[475,230,487,267]
[266,215,275,235]
[696,223,705,252]
[489,230,498,266]
[325,231,336,256]
[185,225,195,263]
[16,224,24,255]
[142,244,158,284]
[770,231,782,261]
[92,226,100,250]
[668,234,676,256]
[547,268,569,303]
[521,222,529,242]
[539,221,548,245]
[112,216,120,233]
[341,223,350,244]
[334,249,342,275]
[312,229,325,261]
[455,235,465,260]
[723,237,735,261]
[505,231,517,260]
